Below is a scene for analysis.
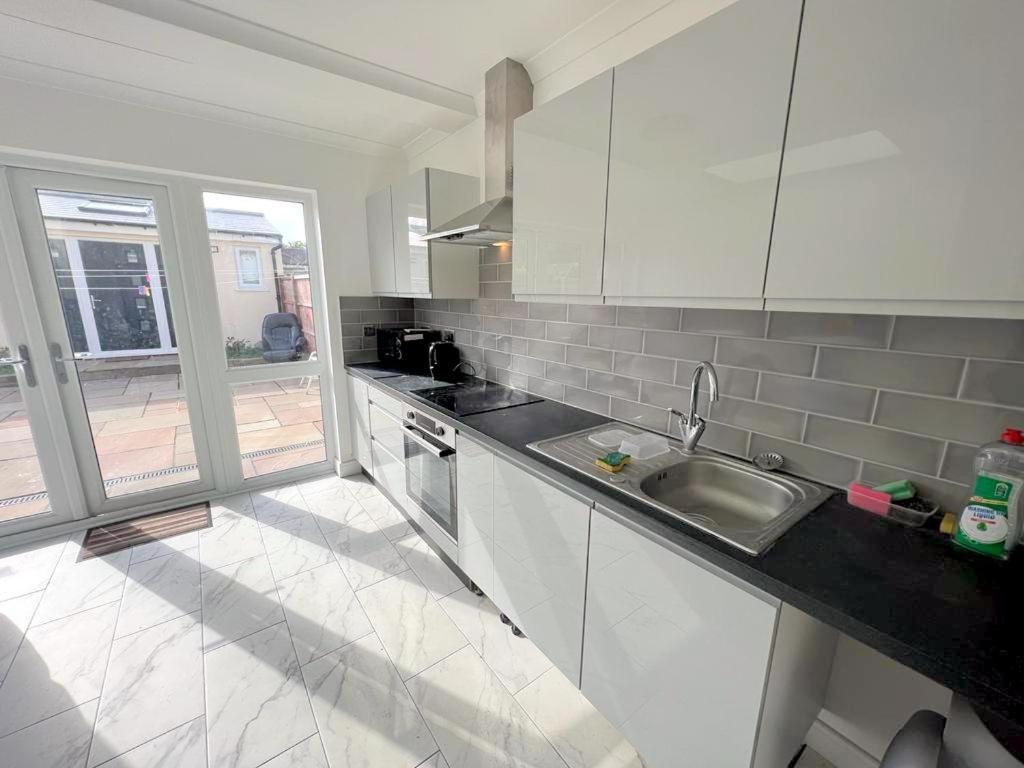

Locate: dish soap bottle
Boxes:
[954,428,1024,559]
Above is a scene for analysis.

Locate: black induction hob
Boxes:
[412,381,542,417]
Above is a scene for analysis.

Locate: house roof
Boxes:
[37,191,282,238]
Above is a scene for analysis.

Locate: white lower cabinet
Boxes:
[582,511,797,768]
[368,402,404,460]
[347,375,371,473]
[370,441,406,510]
[455,435,591,685]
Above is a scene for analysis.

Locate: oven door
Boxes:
[403,423,458,541]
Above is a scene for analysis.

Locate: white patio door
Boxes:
[6,168,216,517]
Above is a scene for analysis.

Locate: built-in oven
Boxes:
[402,406,457,542]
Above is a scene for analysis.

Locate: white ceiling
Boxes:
[0,0,626,156]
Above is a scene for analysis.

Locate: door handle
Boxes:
[0,344,37,387]
[49,343,69,384]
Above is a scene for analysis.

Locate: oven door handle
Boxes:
[403,425,454,458]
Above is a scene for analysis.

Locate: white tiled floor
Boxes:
[0,474,645,768]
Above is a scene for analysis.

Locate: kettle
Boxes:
[428,341,461,382]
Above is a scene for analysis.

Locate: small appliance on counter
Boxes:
[376,327,441,373]
[428,341,461,382]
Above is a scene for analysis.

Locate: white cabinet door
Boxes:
[602,0,801,308]
[582,511,777,768]
[391,169,429,295]
[492,456,590,685]
[455,434,494,595]
[368,402,404,460]
[371,440,407,511]
[766,0,1024,317]
[347,375,371,472]
[513,70,613,300]
[366,186,396,294]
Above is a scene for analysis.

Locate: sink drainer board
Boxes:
[528,423,830,556]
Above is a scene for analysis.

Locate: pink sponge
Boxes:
[847,482,892,516]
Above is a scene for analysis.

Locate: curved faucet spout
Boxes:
[671,361,720,453]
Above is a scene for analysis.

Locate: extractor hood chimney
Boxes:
[423,58,533,247]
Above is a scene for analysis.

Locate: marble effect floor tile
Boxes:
[406,645,565,768]
[205,622,316,768]
[302,633,436,768]
[321,513,408,591]
[97,715,206,768]
[301,489,365,529]
[33,548,130,625]
[0,537,67,601]
[201,554,285,651]
[0,699,97,768]
[0,590,43,684]
[210,492,255,522]
[276,562,373,665]
[198,510,264,571]
[395,534,464,602]
[417,752,451,768]
[252,485,309,526]
[129,529,200,565]
[515,667,643,768]
[0,602,117,737]
[262,734,329,768]
[116,551,200,638]
[360,496,415,541]
[440,588,552,694]
[261,514,334,582]
[358,571,467,680]
[88,612,204,767]
[341,476,382,501]
[295,473,347,498]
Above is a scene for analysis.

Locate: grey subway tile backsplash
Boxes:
[767,312,891,348]
[960,359,1024,408]
[804,415,945,475]
[528,303,568,321]
[612,353,675,384]
[891,317,1024,361]
[339,296,414,364]
[588,325,644,352]
[568,304,617,326]
[588,371,641,401]
[715,337,816,376]
[874,391,1024,445]
[565,345,613,372]
[748,434,860,487]
[757,373,876,422]
[545,322,589,345]
[642,330,716,362]
[544,363,588,388]
[616,306,681,331]
[815,347,964,397]
[527,339,566,363]
[564,386,610,415]
[681,309,767,338]
[400,293,1019,512]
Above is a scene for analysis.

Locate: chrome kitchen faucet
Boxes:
[670,361,720,453]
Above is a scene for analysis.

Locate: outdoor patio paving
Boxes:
[0,373,324,523]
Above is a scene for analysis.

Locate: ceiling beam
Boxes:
[92,0,478,117]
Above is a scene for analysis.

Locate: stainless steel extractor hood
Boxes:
[423,58,533,247]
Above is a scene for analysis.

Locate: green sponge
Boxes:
[596,451,631,473]
[872,479,916,501]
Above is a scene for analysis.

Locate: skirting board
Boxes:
[805,719,880,768]
[338,458,362,476]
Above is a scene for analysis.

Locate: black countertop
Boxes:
[346,363,1024,726]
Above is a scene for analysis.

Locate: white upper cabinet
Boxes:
[366,186,396,295]
[390,168,480,298]
[582,511,777,767]
[602,0,802,308]
[767,0,1024,318]
[512,70,613,301]
[368,168,479,298]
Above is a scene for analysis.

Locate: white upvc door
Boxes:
[6,167,217,517]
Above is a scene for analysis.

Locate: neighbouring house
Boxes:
[29,191,286,359]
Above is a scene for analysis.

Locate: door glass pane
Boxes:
[232,376,325,478]
[35,189,198,498]
[202,193,315,367]
[0,326,52,523]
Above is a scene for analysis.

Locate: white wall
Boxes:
[0,75,397,465]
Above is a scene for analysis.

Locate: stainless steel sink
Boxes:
[528,424,829,555]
